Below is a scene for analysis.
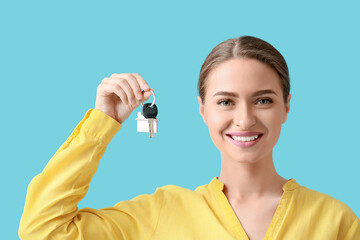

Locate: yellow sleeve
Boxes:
[344,216,360,240]
[19,109,164,240]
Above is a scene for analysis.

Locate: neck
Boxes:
[218,152,287,201]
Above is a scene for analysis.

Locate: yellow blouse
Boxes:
[19,109,360,240]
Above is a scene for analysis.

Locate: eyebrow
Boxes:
[212,89,278,98]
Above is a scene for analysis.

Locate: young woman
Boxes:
[19,36,359,240]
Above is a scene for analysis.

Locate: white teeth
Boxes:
[231,135,259,142]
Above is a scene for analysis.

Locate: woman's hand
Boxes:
[95,73,153,124]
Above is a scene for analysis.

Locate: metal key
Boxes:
[136,112,159,137]
[135,90,159,138]
[143,103,158,138]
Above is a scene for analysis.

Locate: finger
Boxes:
[141,88,155,102]
[131,73,150,91]
[112,78,136,105]
[125,74,143,100]
[110,73,148,100]
[100,82,128,105]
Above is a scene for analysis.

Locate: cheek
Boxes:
[204,109,232,148]
[206,109,231,132]
[205,110,231,151]
[261,108,284,137]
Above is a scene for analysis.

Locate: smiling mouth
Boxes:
[227,134,263,142]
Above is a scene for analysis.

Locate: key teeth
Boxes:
[136,111,158,138]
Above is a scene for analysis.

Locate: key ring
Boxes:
[140,90,156,107]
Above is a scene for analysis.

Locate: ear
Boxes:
[197,96,207,125]
[282,94,291,124]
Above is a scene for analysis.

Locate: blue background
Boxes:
[1,1,359,238]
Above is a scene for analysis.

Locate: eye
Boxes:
[256,98,273,105]
[217,99,234,106]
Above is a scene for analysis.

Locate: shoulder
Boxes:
[294,185,358,221]
[119,182,208,207]
[297,186,351,208]
[294,186,360,238]
[113,184,197,211]
[156,184,203,199]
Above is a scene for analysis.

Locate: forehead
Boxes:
[206,58,282,96]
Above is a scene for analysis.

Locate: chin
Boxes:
[221,151,264,164]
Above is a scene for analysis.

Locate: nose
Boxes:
[233,103,256,130]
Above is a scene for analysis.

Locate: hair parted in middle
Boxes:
[198,36,290,104]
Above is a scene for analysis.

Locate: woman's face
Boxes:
[198,58,291,163]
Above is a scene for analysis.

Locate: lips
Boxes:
[227,131,263,137]
[225,132,263,148]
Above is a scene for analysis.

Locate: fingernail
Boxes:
[137,93,142,99]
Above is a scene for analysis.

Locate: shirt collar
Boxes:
[209,176,300,192]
